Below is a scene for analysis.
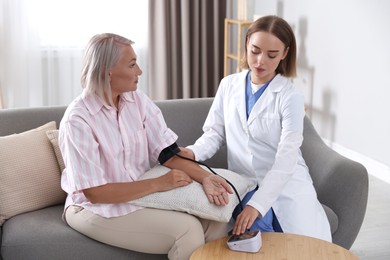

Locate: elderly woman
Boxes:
[59,33,232,260]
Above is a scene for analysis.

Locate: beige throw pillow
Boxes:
[129,165,256,222]
[0,121,66,225]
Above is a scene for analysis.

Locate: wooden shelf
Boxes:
[224,19,252,76]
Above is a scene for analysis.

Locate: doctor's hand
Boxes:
[233,205,260,235]
[202,175,233,206]
[178,147,195,160]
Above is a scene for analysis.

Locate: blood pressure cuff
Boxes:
[158,142,181,165]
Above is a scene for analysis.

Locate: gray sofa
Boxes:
[0,97,368,259]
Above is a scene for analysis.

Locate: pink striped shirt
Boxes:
[59,89,178,218]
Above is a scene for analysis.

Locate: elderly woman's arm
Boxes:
[82,168,192,204]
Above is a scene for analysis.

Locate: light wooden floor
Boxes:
[350,175,390,259]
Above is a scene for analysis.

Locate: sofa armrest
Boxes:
[301,116,369,249]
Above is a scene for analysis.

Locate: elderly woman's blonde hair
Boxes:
[81,33,134,106]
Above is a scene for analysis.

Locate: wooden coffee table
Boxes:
[190,232,359,260]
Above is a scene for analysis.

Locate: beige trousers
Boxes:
[65,205,227,260]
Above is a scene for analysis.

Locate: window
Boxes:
[28,0,148,47]
[1,0,148,108]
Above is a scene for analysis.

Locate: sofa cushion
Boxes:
[1,205,166,260]
[0,121,66,225]
[130,165,256,222]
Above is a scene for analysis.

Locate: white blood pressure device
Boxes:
[227,230,262,253]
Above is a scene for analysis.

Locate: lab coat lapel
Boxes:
[233,71,249,132]
[247,74,286,125]
[247,88,274,125]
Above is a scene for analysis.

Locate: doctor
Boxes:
[186,15,331,242]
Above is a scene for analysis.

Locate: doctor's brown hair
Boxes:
[242,15,297,77]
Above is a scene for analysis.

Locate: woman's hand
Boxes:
[157,169,192,191]
[233,205,260,235]
[202,175,234,206]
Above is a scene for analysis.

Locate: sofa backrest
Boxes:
[0,99,325,173]
[1,99,329,176]
[0,106,67,136]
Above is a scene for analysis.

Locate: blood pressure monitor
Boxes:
[227,230,262,253]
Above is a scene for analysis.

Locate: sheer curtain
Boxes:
[148,0,227,100]
[0,0,148,109]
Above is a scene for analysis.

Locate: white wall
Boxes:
[252,0,390,169]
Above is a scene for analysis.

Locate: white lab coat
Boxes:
[188,70,331,242]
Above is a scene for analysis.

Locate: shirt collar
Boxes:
[81,89,136,115]
[121,91,135,103]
